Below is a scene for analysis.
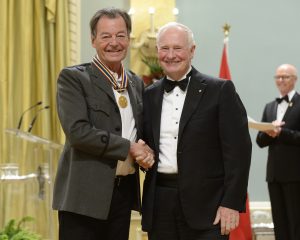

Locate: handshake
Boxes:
[130,139,155,170]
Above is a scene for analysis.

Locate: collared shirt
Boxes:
[276,89,295,122]
[111,71,136,176]
[158,67,192,173]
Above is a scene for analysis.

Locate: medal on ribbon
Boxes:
[118,95,128,108]
[92,55,129,108]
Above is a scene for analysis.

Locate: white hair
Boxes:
[156,22,195,47]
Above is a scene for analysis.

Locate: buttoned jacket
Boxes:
[52,63,143,219]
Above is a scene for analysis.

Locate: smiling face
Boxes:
[157,26,195,80]
[275,64,298,96]
[91,15,129,72]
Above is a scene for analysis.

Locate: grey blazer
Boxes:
[52,63,143,220]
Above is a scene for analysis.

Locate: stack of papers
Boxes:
[247,116,275,131]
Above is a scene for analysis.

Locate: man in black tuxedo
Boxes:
[256,64,300,240]
[141,22,252,240]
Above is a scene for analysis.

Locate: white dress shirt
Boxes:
[111,72,136,176]
[158,68,192,174]
[276,90,295,122]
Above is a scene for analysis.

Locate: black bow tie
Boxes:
[164,73,192,93]
[276,95,289,103]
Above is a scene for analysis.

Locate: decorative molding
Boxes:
[250,201,273,226]
[250,201,274,239]
[250,201,271,209]
[68,0,81,64]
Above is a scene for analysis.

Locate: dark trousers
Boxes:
[148,174,228,240]
[58,176,133,240]
[268,182,300,240]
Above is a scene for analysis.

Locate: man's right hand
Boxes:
[265,120,285,138]
[130,140,154,170]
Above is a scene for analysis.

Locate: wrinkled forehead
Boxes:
[157,27,189,46]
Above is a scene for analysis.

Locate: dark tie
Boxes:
[276,95,289,103]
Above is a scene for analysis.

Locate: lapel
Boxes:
[150,80,164,152]
[270,101,278,121]
[282,92,299,121]
[178,69,207,143]
[126,72,139,126]
[88,64,139,122]
[89,63,117,104]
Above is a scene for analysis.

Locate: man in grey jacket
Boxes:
[52,7,154,240]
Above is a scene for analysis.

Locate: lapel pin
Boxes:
[289,102,293,107]
[199,89,202,93]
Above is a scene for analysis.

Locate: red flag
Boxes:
[219,38,252,240]
[229,195,252,240]
[219,38,232,80]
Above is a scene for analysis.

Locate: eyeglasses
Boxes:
[273,75,295,80]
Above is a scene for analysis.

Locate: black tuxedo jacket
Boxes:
[141,67,252,231]
[256,92,300,182]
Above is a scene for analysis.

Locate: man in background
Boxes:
[52,7,154,240]
[257,64,300,240]
[141,22,252,240]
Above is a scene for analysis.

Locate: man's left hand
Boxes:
[213,206,239,235]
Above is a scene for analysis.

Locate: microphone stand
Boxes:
[27,106,50,133]
[17,101,42,130]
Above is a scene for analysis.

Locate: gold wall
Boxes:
[129,0,176,77]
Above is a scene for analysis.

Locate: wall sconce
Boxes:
[148,7,156,37]
[129,6,179,43]
[129,7,157,51]
[129,7,179,52]
[128,6,179,84]
[173,8,179,22]
[128,8,136,38]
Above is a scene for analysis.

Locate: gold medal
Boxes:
[118,95,128,108]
